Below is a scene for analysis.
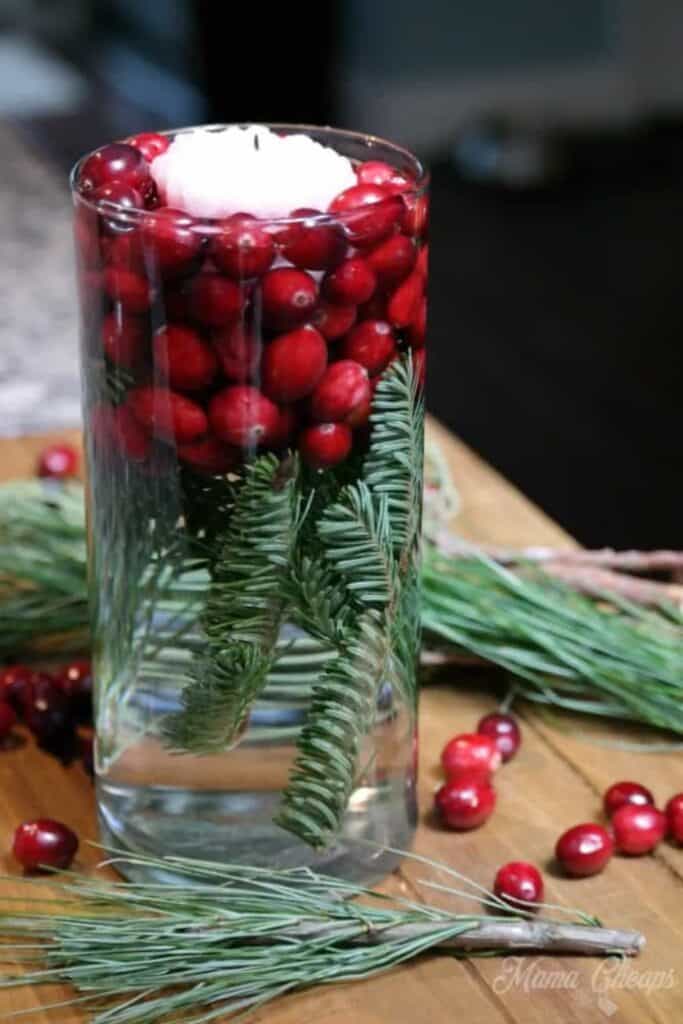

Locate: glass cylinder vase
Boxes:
[72,124,429,885]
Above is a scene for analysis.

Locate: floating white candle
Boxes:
[150,125,356,220]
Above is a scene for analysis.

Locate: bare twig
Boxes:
[543,563,683,610]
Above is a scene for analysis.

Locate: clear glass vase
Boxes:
[72,124,428,885]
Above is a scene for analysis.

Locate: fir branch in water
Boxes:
[163,453,300,754]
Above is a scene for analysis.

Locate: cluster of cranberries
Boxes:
[75,134,428,473]
[0,661,93,771]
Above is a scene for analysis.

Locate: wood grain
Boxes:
[1,424,681,1024]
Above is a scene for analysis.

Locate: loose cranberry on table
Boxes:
[141,207,204,278]
[55,659,93,724]
[494,861,544,909]
[441,732,501,781]
[434,773,496,830]
[0,664,37,712]
[261,267,318,329]
[78,142,151,195]
[22,673,71,741]
[555,823,614,877]
[0,701,17,739]
[209,385,280,449]
[211,213,275,279]
[102,312,147,370]
[340,320,397,376]
[299,422,353,469]
[603,780,655,818]
[104,267,154,314]
[177,435,237,474]
[322,258,377,306]
[665,793,683,844]
[261,325,328,403]
[153,324,218,391]
[310,360,371,424]
[611,804,667,855]
[12,819,79,872]
[329,183,403,247]
[128,387,208,444]
[311,301,357,340]
[187,271,242,328]
[37,443,79,480]
[278,208,346,270]
[476,712,521,763]
[126,131,170,163]
[366,234,416,287]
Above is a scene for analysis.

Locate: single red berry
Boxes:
[603,781,655,818]
[665,793,683,844]
[187,271,242,328]
[128,387,207,444]
[407,296,428,349]
[356,160,412,193]
[366,234,416,287]
[177,435,238,474]
[402,193,429,237]
[0,701,17,739]
[322,258,376,306]
[104,267,153,314]
[212,323,261,382]
[102,312,147,369]
[299,422,353,469]
[37,443,79,479]
[126,131,170,162]
[261,268,318,329]
[0,665,36,713]
[329,184,403,246]
[434,774,496,830]
[153,324,218,391]
[612,804,667,855]
[55,659,92,724]
[310,360,371,423]
[441,732,502,781]
[211,213,275,279]
[494,861,544,908]
[79,143,151,194]
[141,207,203,278]
[12,819,79,871]
[555,823,614,877]
[279,208,346,270]
[209,386,280,448]
[262,325,328,402]
[387,270,423,327]
[22,674,71,740]
[477,712,521,763]
[112,404,153,461]
[340,320,397,376]
[311,301,357,340]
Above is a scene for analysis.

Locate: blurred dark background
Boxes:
[1,0,681,548]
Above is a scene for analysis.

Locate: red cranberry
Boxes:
[434,774,496,830]
[112,404,153,461]
[387,270,423,327]
[366,234,416,287]
[153,324,218,391]
[91,181,143,213]
[612,804,667,855]
[261,268,318,329]
[494,862,544,908]
[104,267,153,314]
[356,160,412,193]
[12,819,79,871]
[279,208,346,270]
[126,131,170,162]
[329,184,403,246]
[322,258,376,306]
[311,301,357,340]
[211,213,275,279]
[79,143,151,195]
[262,325,328,402]
[22,674,71,740]
[0,665,37,713]
[340,320,396,376]
[212,323,261,382]
[665,793,683,844]
[102,312,147,369]
[299,422,353,469]
[555,823,614,877]
[37,443,79,479]
[603,781,654,818]
[441,732,501,781]
[128,387,207,443]
[0,701,17,739]
[408,296,427,349]
[402,193,429,237]
[187,272,242,328]
[209,386,280,448]
[142,207,203,278]
[55,659,92,724]
[177,435,238,474]
[477,712,521,763]
[310,360,371,423]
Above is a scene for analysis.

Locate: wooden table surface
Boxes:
[1,423,682,1023]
